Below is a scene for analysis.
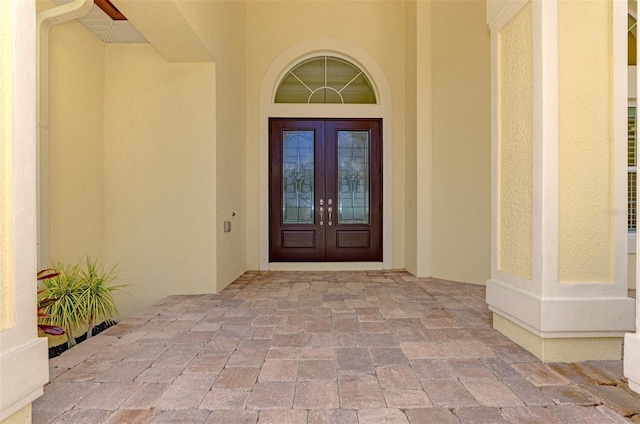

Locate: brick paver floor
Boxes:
[33,271,640,423]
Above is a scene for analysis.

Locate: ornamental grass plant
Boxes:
[38,257,126,348]
[79,257,126,338]
[38,262,85,348]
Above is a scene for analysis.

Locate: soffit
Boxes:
[111,0,213,63]
[51,0,147,43]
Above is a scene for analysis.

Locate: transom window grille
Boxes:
[275,56,376,104]
[629,107,637,233]
[630,14,637,66]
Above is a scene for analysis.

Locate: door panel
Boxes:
[282,231,316,248]
[270,120,325,261]
[270,118,381,262]
[324,120,382,262]
[336,231,370,248]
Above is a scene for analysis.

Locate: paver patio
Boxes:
[33,271,640,423]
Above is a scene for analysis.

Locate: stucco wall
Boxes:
[0,0,13,331]
[630,253,636,289]
[405,0,435,278]
[176,1,247,292]
[42,0,247,316]
[405,0,418,275]
[48,19,105,264]
[431,0,491,284]
[497,3,533,279]
[245,0,407,270]
[0,0,49,419]
[104,44,217,318]
[558,0,613,282]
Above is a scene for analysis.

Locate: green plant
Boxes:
[38,262,86,348]
[38,258,126,347]
[36,269,65,336]
[79,257,126,338]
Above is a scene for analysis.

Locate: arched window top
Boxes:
[275,56,377,104]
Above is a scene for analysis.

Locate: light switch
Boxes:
[224,221,231,232]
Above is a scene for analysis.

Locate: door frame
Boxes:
[258,40,393,270]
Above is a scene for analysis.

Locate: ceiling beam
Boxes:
[95,0,126,21]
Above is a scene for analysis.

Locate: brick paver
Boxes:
[246,381,295,409]
[307,409,358,424]
[74,381,142,410]
[404,408,460,424]
[32,271,639,423]
[293,380,339,409]
[357,408,409,423]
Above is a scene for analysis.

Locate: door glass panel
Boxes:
[337,130,369,224]
[282,130,314,224]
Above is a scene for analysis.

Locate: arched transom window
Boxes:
[275,56,377,104]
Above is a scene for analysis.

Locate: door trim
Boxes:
[258,39,393,270]
[269,262,384,271]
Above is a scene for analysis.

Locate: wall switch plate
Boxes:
[224,221,231,232]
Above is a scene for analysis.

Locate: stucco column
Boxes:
[0,0,50,422]
[625,36,640,393]
[626,285,640,393]
[486,0,635,362]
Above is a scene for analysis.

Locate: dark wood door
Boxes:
[269,118,382,262]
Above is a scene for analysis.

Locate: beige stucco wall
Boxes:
[496,2,533,280]
[104,44,217,318]
[0,0,13,331]
[48,19,105,264]
[630,253,637,289]
[558,0,613,283]
[42,0,247,317]
[0,405,30,424]
[245,0,407,270]
[405,0,418,276]
[405,1,435,278]
[175,1,247,291]
[431,0,491,284]
[0,0,49,419]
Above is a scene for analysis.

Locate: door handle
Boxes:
[319,199,324,226]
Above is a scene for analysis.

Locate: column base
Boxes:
[494,314,624,362]
[624,333,640,394]
[0,405,31,424]
[0,338,48,421]
[487,278,634,362]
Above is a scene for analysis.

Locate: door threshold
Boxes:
[269,262,384,272]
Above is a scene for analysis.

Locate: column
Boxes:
[486,0,635,362]
[625,33,640,392]
[0,0,49,422]
[626,283,640,393]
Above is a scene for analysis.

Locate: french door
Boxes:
[269,118,382,262]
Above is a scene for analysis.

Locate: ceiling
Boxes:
[52,0,147,43]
